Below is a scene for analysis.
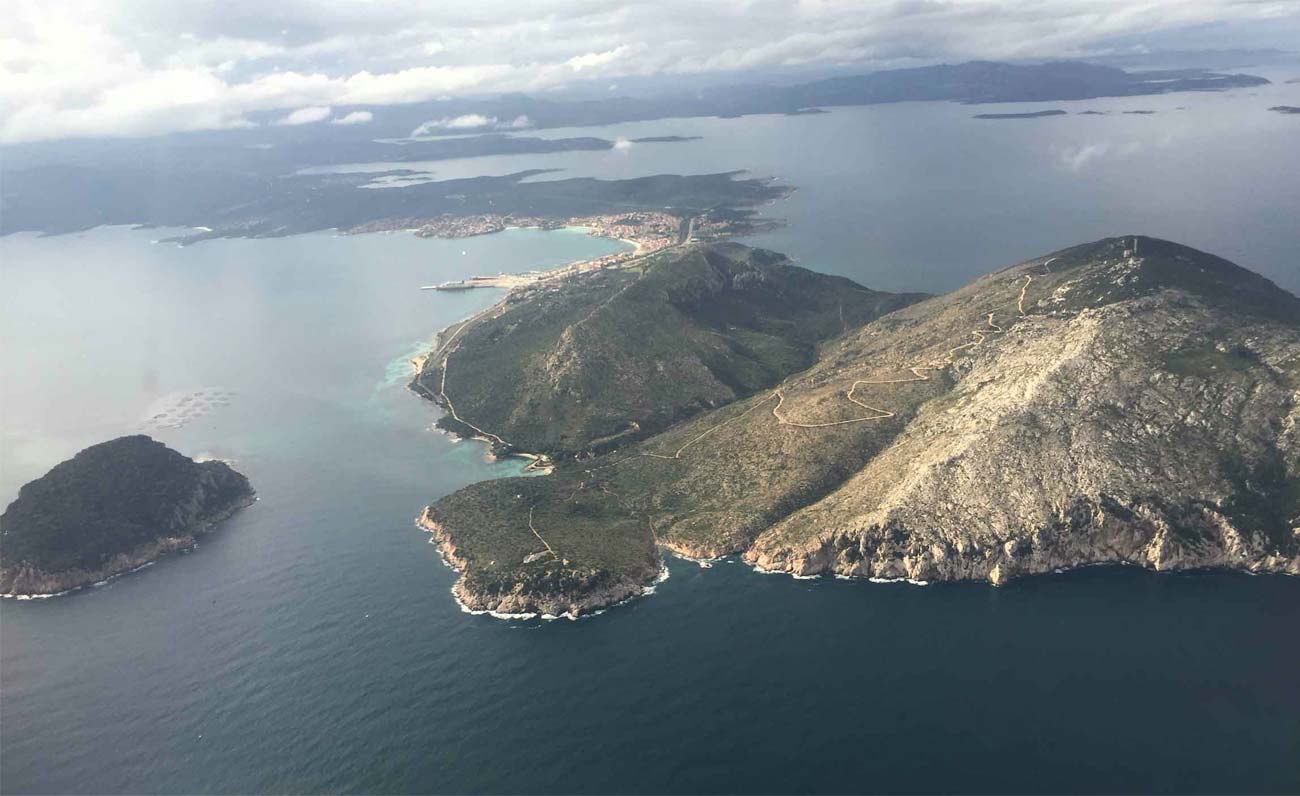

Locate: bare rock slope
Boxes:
[421,237,1300,616]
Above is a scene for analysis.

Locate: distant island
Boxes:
[0,436,255,598]
[973,110,1067,119]
[1268,105,1300,114]
[0,60,1270,243]
[414,236,1300,618]
[629,136,704,143]
[2,164,789,246]
[344,60,1267,137]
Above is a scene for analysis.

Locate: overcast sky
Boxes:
[3,0,1298,144]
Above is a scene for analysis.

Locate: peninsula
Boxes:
[415,237,1300,618]
[411,243,923,460]
[0,436,255,597]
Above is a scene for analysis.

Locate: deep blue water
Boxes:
[3,85,1300,793]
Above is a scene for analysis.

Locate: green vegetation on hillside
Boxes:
[422,237,1300,615]
[416,243,924,457]
[1,436,254,577]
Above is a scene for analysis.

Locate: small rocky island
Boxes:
[0,436,255,597]
[415,236,1300,618]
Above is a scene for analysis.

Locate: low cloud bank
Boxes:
[410,114,532,136]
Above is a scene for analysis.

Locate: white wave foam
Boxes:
[3,588,74,600]
[489,610,538,620]
[3,560,162,600]
[668,550,719,568]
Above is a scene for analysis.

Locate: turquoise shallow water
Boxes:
[3,87,1300,792]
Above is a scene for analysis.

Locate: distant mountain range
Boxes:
[318,60,1270,141]
[2,60,1269,168]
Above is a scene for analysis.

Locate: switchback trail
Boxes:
[527,506,560,561]
[599,258,1058,466]
[1018,256,1057,316]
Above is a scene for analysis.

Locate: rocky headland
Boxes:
[415,236,1300,617]
[0,436,255,597]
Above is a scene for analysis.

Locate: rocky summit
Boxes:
[1,436,255,596]
[418,237,1300,617]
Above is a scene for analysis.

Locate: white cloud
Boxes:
[1053,138,1150,173]
[1056,142,1112,173]
[331,110,373,125]
[411,113,496,135]
[566,46,626,71]
[2,0,1296,144]
[275,105,332,125]
[409,113,531,136]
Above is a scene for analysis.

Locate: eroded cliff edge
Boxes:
[418,237,1300,616]
[1,436,255,597]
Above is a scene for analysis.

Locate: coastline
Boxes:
[740,531,1300,587]
[0,493,257,599]
[416,508,663,619]
[404,212,696,466]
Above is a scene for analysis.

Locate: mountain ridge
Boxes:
[412,243,924,459]
[418,236,1300,618]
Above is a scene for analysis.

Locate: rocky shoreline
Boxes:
[412,236,1300,619]
[417,508,658,618]
[1,493,256,598]
[740,501,1300,586]
[416,488,1300,619]
[1,436,258,599]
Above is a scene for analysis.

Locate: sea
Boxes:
[2,69,1298,794]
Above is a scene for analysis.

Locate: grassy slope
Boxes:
[422,243,924,457]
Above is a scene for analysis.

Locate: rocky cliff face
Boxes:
[421,237,1300,616]
[1,436,255,596]
[746,300,1300,582]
